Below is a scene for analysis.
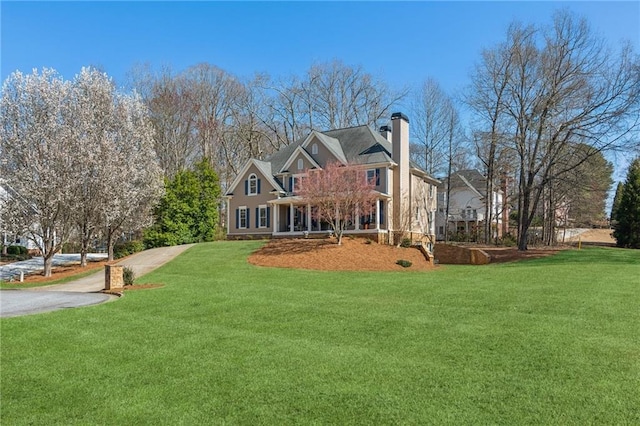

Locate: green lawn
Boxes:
[1,242,638,424]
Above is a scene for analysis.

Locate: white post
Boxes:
[307,204,311,232]
[376,199,381,230]
[272,204,277,234]
[289,203,294,233]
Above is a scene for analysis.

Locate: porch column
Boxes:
[289,203,294,233]
[272,204,277,233]
[307,204,311,232]
[375,199,380,230]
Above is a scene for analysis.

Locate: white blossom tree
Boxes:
[1,67,163,274]
[67,67,163,264]
[0,69,75,276]
[101,89,163,261]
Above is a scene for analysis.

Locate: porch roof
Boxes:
[268,191,391,205]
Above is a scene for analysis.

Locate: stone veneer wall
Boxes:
[434,243,490,265]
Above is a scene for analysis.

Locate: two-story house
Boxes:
[435,169,506,241]
[225,113,440,249]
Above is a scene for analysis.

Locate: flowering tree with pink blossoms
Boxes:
[296,162,377,245]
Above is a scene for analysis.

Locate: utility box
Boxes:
[105,265,124,290]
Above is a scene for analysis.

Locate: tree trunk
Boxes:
[108,238,115,262]
[106,226,116,261]
[43,254,54,278]
[517,174,530,251]
[80,249,87,267]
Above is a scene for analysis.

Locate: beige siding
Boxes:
[290,153,315,172]
[228,164,277,235]
[309,137,339,167]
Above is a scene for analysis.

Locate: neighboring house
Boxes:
[0,180,39,251]
[225,113,440,249]
[435,169,506,241]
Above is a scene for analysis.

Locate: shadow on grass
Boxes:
[523,246,640,266]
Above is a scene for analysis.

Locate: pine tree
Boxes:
[610,182,624,222]
[612,159,640,249]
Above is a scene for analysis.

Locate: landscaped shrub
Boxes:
[123,267,136,286]
[500,233,517,247]
[396,259,412,268]
[400,238,412,248]
[6,245,28,255]
[114,240,145,259]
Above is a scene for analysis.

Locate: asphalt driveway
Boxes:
[0,244,194,318]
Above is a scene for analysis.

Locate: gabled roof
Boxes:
[279,145,322,173]
[225,159,285,196]
[440,169,496,197]
[301,131,347,165]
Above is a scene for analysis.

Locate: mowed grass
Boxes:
[1,242,638,424]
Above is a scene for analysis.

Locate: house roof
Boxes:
[439,169,499,197]
[225,158,285,196]
[226,124,438,196]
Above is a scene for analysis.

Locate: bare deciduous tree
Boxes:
[410,79,456,176]
[467,11,640,250]
[128,64,200,179]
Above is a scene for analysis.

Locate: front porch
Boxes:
[270,198,389,237]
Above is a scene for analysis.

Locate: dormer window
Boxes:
[248,174,258,195]
[312,143,318,155]
[297,159,304,170]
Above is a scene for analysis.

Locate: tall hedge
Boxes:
[144,159,221,247]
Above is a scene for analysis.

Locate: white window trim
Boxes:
[312,143,318,155]
[366,169,376,184]
[297,158,304,170]
[248,174,258,196]
[258,205,268,228]
[291,173,305,193]
[239,206,248,229]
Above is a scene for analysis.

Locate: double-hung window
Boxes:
[238,207,248,229]
[258,205,268,228]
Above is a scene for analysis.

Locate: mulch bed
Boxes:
[249,238,568,271]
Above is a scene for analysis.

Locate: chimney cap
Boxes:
[379,125,391,132]
[391,112,409,123]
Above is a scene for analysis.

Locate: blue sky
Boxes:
[2,1,639,184]
[2,1,638,93]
